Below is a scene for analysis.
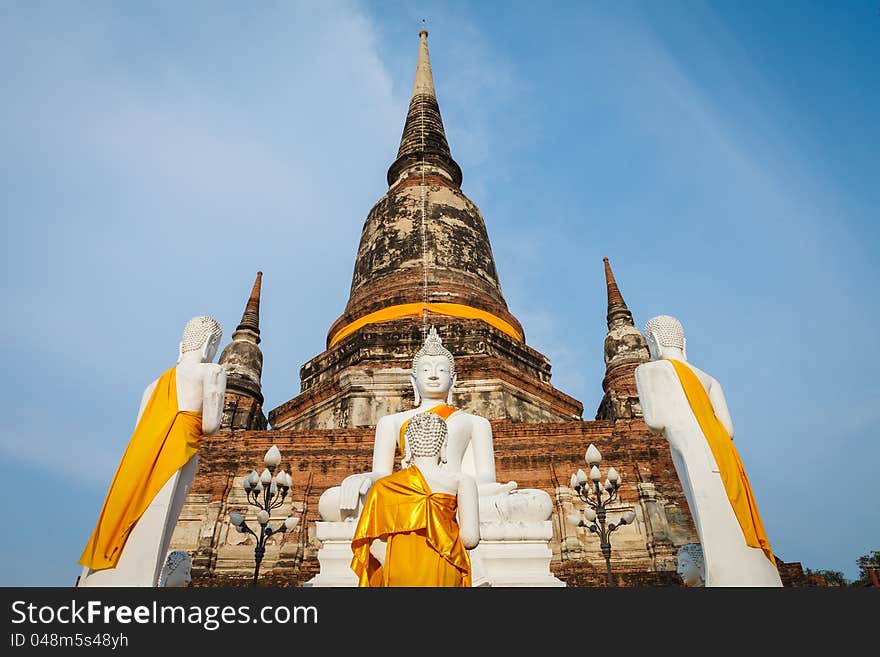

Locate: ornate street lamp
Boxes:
[569,443,636,587]
[229,444,300,586]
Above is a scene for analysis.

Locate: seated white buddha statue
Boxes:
[318,326,552,526]
[78,315,226,587]
[634,315,782,587]
[350,412,480,587]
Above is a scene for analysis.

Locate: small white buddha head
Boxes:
[178,316,223,364]
[402,412,448,468]
[159,550,192,587]
[676,543,705,587]
[411,326,457,406]
[643,315,687,362]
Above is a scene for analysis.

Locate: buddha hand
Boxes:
[340,473,373,511]
[477,480,518,498]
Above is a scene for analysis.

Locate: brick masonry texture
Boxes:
[176,404,805,587]
[173,417,695,586]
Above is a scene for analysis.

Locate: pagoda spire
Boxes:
[236,270,262,339]
[269,31,584,431]
[604,257,635,329]
[218,271,267,430]
[386,30,462,187]
[412,27,436,98]
[596,258,650,421]
[322,27,521,355]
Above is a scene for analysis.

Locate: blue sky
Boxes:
[1,1,877,585]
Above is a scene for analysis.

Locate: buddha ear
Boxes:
[411,375,421,407]
[681,336,688,362]
[201,333,219,363]
[646,331,659,361]
[402,438,412,469]
[446,373,457,405]
[199,337,210,362]
[177,341,185,364]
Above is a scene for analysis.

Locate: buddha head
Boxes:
[643,315,687,362]
[159,550,192,587]
[411,326,457,406]
[402,412,448,468]
[676,543,705,587]
[178,316,223,364]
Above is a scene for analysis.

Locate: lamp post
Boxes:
[230,444,300,587]
[569,443,636,587]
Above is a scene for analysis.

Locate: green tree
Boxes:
[803,568,848,587]
[854,550,880,586]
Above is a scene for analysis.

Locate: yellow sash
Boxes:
[667,359,775,565]
[328,302,523,347]
[79,367,203,570]
[399,404,459,456]
[350,465,471,587]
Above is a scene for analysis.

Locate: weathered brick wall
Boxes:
[270,320,583,430]
[775,560,810,587]
[338,181,515,337]
[220,393,267,431]
[173,416,703,587]
[177,415,803,587]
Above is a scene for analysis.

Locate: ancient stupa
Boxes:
[170,30,703,586]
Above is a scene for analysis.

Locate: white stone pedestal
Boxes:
[303,522,358,587]
[475,521,565,587]
[305,519,565,587]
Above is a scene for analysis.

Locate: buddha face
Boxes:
[162,551,192,587]
[412,354,454,399]
[164,559,192,587]
[677,551,704,587]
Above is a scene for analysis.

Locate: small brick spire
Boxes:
[218,272,267,429]
[236,271,262,339]
[386,29,462,187]
[604,257,634,329]
[596,258,650,421]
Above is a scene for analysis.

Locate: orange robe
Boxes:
[350,465,471,587]
[668,359,775,565]
[79,367,203,570]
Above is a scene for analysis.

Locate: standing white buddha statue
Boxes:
[78,315,226,587]
[634,315,782,586]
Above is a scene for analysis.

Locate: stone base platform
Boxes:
[305,520,564,587]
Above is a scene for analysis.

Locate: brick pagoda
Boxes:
[169,31,797,587]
